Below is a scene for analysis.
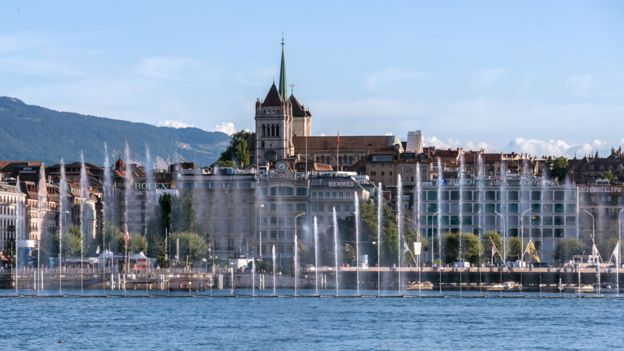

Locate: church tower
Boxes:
[255,37,295,165]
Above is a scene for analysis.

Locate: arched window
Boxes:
[262,124,266,137]
[276,125,280,137]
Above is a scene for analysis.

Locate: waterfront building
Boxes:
[569,148,624,185]
[414,172,577,263]
[0,40,622,268]
[177,164,372,261]
[577,185,624,256]
[0,178,25,256]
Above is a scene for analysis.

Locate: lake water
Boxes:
[1,289,621,350]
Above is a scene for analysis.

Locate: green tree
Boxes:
[216,130,253,169]
[508,237,523,261]
[381,205,399,266]
[554,238,585,263]
[235,137,250,168]
[343,243,356,266]
[604,170,616,184]
[442,232,482,265]
[62,226,82,257]
[115,232,147,254]
[159,193,173,232]
[358,199,388,266]
[546,156,569,181]
[172,193,196,233]
[169,232,208,264]
[92,223,121,254]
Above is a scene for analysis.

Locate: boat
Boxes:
[406,281,434,290]
[484,283,504,291]
[503,281,520,290]
[562,284,594,293]
[484,281,520,291]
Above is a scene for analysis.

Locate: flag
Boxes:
[124,224,130,244]
[403,239,411,253]
[491,243,498,260]
[489,238,503,263]
[524,239,541,263]
[337,130,340,146]
[610,240,621,266]
[591,244,602,265]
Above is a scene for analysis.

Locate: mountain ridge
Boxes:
[0,96,231,166]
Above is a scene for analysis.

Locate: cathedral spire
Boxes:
[278,34,287,99]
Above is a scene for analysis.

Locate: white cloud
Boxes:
[504,138,615,157]
[157,119,193,129]
[425,136,493,151]
[422,136,622,158]
[506,138,571,157]
[212,122,237,135]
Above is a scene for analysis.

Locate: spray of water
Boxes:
[333,207,339,296]
[354,192,360,295]
[397,174,402,292]
[313,216,319,294]
[377,183,383,295]
[437,157,443,265]
[59,160,67,293]
[37,163,47,292]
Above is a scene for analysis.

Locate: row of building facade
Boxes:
[1,40,623,265]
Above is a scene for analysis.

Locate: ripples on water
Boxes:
[0,290,621,350]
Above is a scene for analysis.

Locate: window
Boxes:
[428,191,437,201]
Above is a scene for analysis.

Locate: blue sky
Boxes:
[1,1,623,156]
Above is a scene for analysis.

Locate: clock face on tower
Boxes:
[276,161,287,172]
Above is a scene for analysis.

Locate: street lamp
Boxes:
[495,210,508,262]
[402,216,419,263]
[584,210,601,294]
[201,257,208,273]
[584,210,597,262]
[520,208,531,262]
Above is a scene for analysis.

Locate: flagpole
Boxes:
[336,131,340,172]
[124,225,129,293]
[305,116,308,177]
[617,240,620,297]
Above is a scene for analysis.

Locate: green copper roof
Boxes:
[278,37,287,99]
